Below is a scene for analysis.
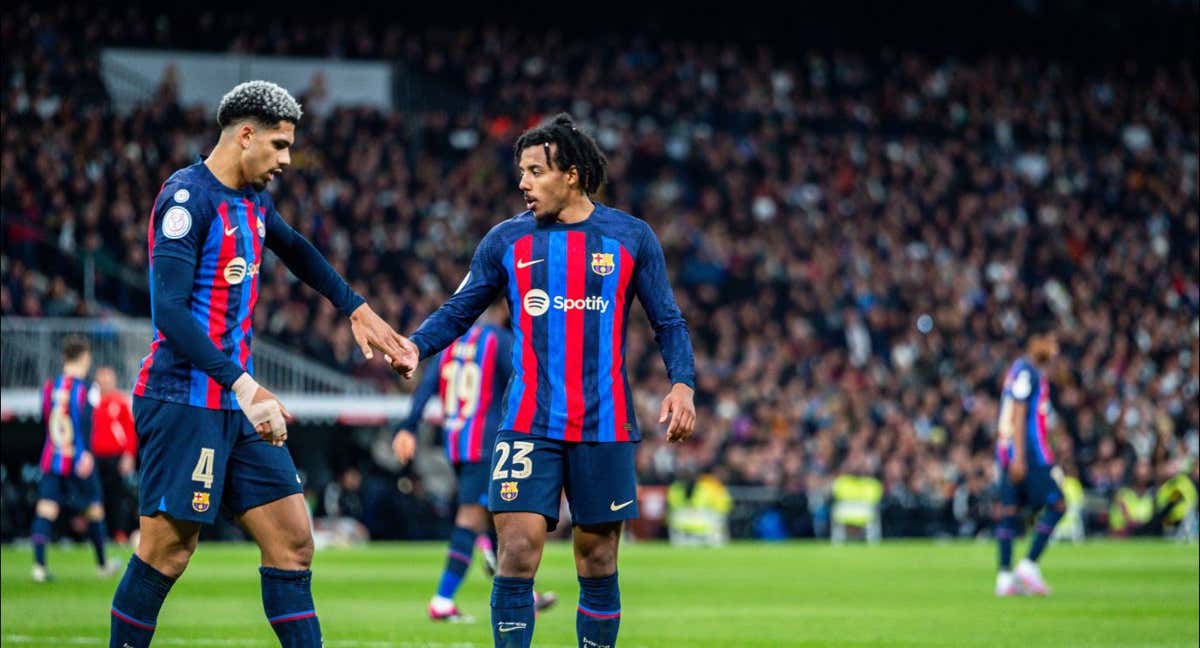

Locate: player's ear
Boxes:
[238,123,256,149]
[565,165,579,189]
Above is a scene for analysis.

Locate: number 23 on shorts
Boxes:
[492,441,533,480]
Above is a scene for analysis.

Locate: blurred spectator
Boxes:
[90,366,138,542]
[1109,461,1156,536]
[667,461,732,546]
[321,467,365,522]
[830,456,883,543]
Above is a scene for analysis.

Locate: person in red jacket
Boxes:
[91,366,138,543]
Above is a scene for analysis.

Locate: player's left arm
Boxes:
[634,221,696,443]
[75,383,97,479]
[263,203,416,375]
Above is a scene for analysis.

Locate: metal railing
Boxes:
[0,317,377,395]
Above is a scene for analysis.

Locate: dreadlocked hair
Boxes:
[513,113,608,194]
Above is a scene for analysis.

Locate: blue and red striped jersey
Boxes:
[134,162,364,410]
[134,162,270,409]
[996,357,1055,469]
[410,203,695,443]
[403,323,513,464]
[39,374,95,475]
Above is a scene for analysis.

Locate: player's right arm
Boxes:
[408,226,507,362]
[393,354,442,464]
[149,184,288,442]
[1002,367,1033,482]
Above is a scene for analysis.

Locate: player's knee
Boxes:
[35,500,60,520]
[497,533,539,577]
[575,542,618,577]
[264,532,314,570]
[289,534,315,570]
[141,539,196,578]
[456,504,489,532]
[86,504,105,521]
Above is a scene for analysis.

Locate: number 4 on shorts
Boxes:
[192,447,215,489]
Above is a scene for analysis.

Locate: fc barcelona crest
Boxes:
[591,253,615,276]
[500,481,519,502]
[192,491,211,513]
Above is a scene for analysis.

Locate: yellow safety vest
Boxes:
[1156,474,1199,525]
[668,475,732,515]
[1109,487,1154,533]
[832,475,883,526]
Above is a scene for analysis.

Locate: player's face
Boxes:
[1030,333,1059,364]
[517,144,576,222]
[95,367,116,392]
[241,121,294,190]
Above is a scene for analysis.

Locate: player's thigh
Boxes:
[456,460,492,509]
[134,396,237,525]
[493,511,549,577]
[454,461,492,530]
[35,474,66,517]
[488,431,565,529]
[69,473,104,509]
[137,513,202,577]
[222,416,303,518]
[236,493,313,569]
[1030,467,1065,509]
[997,470,1025,512]
[564,440,639,526]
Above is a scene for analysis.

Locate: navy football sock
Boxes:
[1028,507,1064,562]
[261,567,322,647]
[491,576,535,648]
[436,526,477,600]
[577,571,621,648]
[997,516,1019,570]
[88,519,109,566]
[110,554,175,648]
[31,516,52,567]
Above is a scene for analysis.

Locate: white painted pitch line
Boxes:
[2,635,602,648]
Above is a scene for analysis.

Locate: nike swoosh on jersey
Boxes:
[610,500,634,511]
[516,258,544,269]
[225,226,239,236]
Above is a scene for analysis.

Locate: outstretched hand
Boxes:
[349,303,412,373]
[385,337,420,379]
[348,303,418,378]
[659,383,696,443]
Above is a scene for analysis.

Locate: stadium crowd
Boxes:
[3,3,1197,539]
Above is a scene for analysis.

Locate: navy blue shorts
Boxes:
[999,465,1063,510]
[455,460,490,508]
[133,396,302,525]
[37,472,102,508]
[487,430,639,531]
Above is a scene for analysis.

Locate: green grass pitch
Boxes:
[1,540,1196,647]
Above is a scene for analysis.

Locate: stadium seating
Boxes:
[2,2,1197,540]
